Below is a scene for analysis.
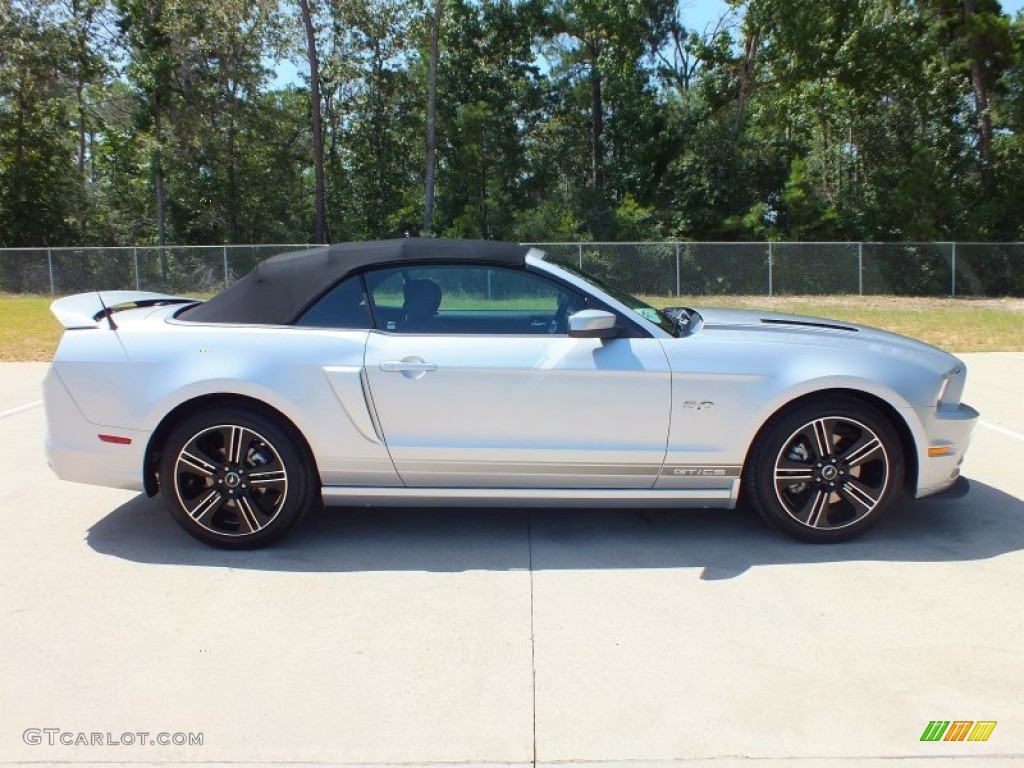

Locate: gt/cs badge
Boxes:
[682,401,714,410]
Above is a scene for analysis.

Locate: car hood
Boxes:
[690,306,961,375]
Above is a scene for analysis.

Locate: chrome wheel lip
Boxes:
[173,423,289,538]
[772,415,890,532]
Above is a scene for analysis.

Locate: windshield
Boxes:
[555,261,680,336]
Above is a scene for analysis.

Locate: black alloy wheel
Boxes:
[745,396,904,542]
[159,407,317,548]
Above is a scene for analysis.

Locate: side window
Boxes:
[294,275,371,329]
[365,264,588,335]
[365,270,406,330]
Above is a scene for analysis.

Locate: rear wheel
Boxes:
[744,396,904,542]
[159,407,318,548]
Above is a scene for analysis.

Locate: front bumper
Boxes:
[910,401,980,499]
[43,367,148,492]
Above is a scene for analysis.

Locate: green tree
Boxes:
[543,0,673,235]
[431,0,546,239]
[322,0,422,239]
[0,2,82,246]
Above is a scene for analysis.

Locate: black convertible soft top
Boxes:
[179,238,533,325]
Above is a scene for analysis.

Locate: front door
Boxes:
[361,263,671,488]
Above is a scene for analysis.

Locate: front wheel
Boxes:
[744,396,904,542]
[159,407,318,548]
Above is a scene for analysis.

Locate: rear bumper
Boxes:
[43,367,147,492]
[911,402,979,499]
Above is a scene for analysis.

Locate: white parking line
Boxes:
[979,420,1024,442]
[0,400,42,419]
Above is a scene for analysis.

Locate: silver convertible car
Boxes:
[43,239,978,547]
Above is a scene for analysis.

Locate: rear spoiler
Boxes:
[50,291,198,330]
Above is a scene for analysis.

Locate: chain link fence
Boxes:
[530,242,1024,297]
[0,244,318,296]
[1,242,1022,297]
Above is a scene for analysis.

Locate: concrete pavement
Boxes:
[0,356,1022,767]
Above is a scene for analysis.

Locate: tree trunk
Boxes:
[72,0,93,173]
[154,159,166,247]
[154,148,167,280]
[153,110,166,259]
[227,80,239,243]
[589,41,604,192]
[964,0,993,191]
[89,125,96,184]
[299,0,327,243]
[736,26,760,129]
[423,0,443,235]
[76,86,87,173]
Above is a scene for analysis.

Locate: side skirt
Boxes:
[322,482,741,509]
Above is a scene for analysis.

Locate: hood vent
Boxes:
[761,318,858,333]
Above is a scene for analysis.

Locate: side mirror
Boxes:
[567,309,620,339]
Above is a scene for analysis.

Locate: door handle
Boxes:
[379,357,438,379]
[379,360,438,372]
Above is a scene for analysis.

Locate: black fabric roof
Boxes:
[179,238,533,325]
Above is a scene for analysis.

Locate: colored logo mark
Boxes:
[920,720,997,742]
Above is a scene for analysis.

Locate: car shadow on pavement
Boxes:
[86,476,1024,579]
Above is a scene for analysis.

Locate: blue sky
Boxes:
[680,0,740,35]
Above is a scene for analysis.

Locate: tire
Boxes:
[744,395,904,543]
[158,406,318,548]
